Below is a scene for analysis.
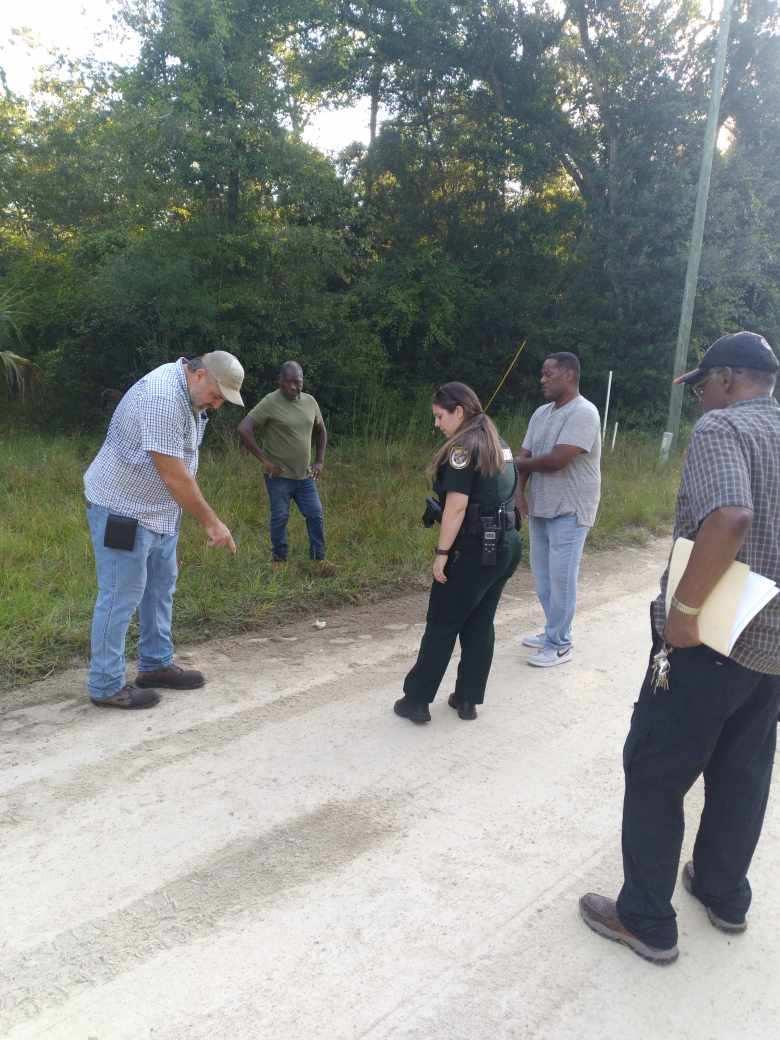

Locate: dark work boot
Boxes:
[136,664,205,689]
[393,697,431,724]
[448,692,477,720]
[91,684,160,710]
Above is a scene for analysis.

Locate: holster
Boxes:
[421,496,443,528]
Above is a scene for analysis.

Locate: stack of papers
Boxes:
[665,538,778,656]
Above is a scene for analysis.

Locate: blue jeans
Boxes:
[528,513,589,650]
[264,476,325,560]
[86,503,178,699]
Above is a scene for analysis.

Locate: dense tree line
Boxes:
[1,0,778,429]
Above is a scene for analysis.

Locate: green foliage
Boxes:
[0,428,680,689]
[0,0,778,427]
[0,286,38,398]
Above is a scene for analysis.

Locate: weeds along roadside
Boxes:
[0,426,682,690]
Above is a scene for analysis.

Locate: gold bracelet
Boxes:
[670,595,701,617]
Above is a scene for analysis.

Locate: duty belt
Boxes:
[463,498,517,536]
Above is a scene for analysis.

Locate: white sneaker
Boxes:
[521,632,546,649]
[527,646,573,668]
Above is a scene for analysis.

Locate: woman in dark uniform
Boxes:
[394,382,522,724]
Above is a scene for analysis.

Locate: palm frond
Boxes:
[0,287,27,340]
[0,287,37,398]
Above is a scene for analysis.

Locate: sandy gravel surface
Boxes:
[2,540,778,1039]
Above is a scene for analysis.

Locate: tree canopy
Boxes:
[1,0,778,428]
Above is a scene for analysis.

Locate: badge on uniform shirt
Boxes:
[502,447,513,461]
[449,445,470,470]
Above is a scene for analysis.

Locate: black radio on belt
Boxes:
[480,516,499,566]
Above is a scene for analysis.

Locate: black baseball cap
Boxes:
[675,331,779,385]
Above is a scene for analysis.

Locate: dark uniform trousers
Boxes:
[403,531,522,706]
[616,612,780,950]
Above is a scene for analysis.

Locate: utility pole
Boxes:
[659,0,735,463]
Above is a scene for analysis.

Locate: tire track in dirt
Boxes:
[0,795,400,1034]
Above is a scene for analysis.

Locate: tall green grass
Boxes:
[0,426,681,690]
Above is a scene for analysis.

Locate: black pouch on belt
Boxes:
[480,516,499,566]
[104,513,139,551]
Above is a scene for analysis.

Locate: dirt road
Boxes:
[2,540,779,1039]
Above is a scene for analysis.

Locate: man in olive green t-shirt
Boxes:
[238,361,332,568]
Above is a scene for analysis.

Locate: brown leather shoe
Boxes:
[681,861,747,933]
[135,664,205,689]
[91,684,160,709]
[579,893,679,964]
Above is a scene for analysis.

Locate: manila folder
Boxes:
[665,537,778,657]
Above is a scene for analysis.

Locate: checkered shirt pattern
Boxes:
[652,396,780,674]
[84,360,208,536]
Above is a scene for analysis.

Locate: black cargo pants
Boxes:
[616,614,780,950]
[403,530,522,706]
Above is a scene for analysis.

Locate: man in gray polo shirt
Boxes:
[83,351,244,709]
[515,352,601,667]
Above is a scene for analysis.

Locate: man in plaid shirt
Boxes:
[84,352,244,710]
[579,331,780,964]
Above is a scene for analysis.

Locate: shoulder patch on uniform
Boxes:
[449,445,471,470]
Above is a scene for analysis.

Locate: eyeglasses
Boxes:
[691,377,710,400]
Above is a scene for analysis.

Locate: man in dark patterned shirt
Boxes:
[579,331,780,964]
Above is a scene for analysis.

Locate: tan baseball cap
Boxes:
[201,350,245,406]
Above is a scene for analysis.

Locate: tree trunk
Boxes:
[227,167,240,226]
[366,59,383,198]
[369,80,380,145]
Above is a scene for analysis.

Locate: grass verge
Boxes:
[0,427,680,690]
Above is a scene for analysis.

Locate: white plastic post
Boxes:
[611,421,618,452]
[660,431,673,464]
[602,370,613,444]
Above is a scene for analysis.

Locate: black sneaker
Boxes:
[393,697,431,724]
[447,692,477,720]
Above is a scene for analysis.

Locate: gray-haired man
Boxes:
[83,351,244,710]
